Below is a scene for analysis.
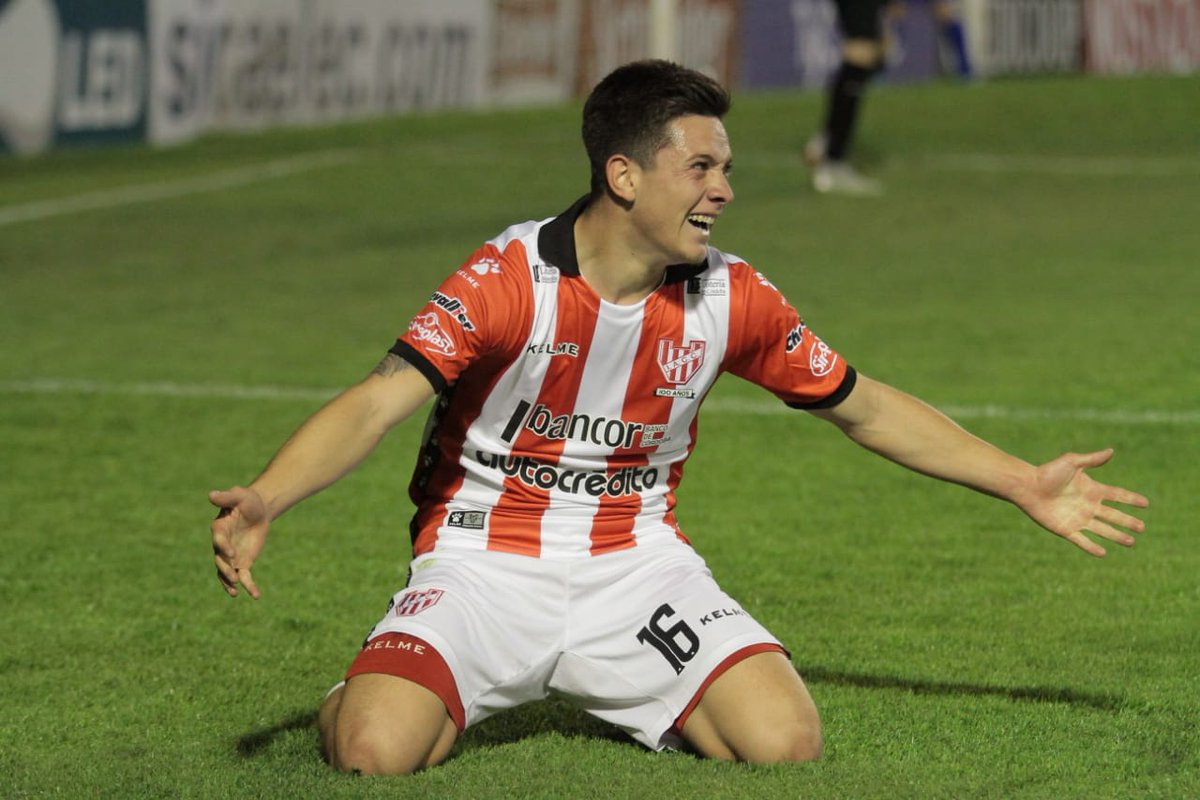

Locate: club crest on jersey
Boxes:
[657,338,707,385]
[393,588,444,617]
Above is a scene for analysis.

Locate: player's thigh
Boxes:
[681,651,822,763]
[321,673,457,775]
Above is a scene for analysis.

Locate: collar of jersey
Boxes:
[538,195,711,284]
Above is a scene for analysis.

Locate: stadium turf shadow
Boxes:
[455,697,637,750]
[236,710,319,758]
[796,665,1126,711]
[231,672,1125,761]
[233,699,638,761]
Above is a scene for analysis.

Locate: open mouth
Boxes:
[687,213,715,233]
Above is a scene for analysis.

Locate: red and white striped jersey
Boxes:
[392,197,855,559]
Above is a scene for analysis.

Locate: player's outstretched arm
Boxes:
[209,354,436,597]
[809,374,1148,556]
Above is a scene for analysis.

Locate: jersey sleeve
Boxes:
[391,243,532,390]
[723,262,856,409]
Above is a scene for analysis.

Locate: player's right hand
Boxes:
[209,486,270,599]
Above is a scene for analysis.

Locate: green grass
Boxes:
[1,73,1197,798]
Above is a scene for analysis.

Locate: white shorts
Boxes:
[342,544,786,750]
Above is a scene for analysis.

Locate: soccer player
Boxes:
[210,59,1147,775]
[806,0,973,196]
[933,0,973,78]
[805,0,891,195]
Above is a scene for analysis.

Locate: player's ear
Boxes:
[606,154,638,203]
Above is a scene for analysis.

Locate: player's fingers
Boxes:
[1064,530,1106,558]
[209,487,240,509]
[214,555,239,596]
[1097,504,1145,534]
[211,521,236,560]
[1103,485,1149,509]
[238,567,262,600]
[1086,520,1136,548]
[1072,448,1114,469]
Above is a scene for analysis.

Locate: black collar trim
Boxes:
[537,195,710,284]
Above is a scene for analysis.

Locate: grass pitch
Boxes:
[1,73,1197,799]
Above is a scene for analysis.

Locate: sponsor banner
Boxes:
[739,0,836,89]
[0,0,148,155]
[1085,0,1200,74]
[149,0,490,145]
[489,0,580,104]
[738,0,940,90]
[475,450,660,498]
[0,0,60,154]
[145,0,222,146]
[501,399,662,449]
[962,0,1082,76]
[885,1,942,82]
[574,0,739,93]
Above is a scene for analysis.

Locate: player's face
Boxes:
[632,114,734,267]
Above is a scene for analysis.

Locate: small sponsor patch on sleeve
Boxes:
[447,510,487,529]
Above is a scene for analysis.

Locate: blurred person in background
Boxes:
[805,0,891,195]
[932,0,972,78]
[211,59,1146,776]
[806,0,971,196]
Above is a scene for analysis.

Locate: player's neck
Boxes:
[574,201,667,305]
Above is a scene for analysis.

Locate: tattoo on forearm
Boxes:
[371,353,411,378]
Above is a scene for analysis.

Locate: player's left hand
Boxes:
[1018,448,1149,557]
[210,486,270,597]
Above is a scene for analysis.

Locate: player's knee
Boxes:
[737,720,823,764]
[783,721,823,762]
[331,724,421,776]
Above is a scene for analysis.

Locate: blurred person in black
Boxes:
[805,0,971,195]
[805,0,890,195]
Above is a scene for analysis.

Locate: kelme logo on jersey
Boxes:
[475,451,659,498]
[470,257,501,276]
[410,312,455,356]
[526,341,579,357]
[657,338,706,385]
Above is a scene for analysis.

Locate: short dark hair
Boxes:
[582,60,731,198]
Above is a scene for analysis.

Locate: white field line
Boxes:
[917,153,1200,178]
[0,149,361,227]
[1,378,1197,426]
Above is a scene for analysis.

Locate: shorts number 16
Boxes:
[636,603,700,674]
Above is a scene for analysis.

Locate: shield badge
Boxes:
[657,338,707,385]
